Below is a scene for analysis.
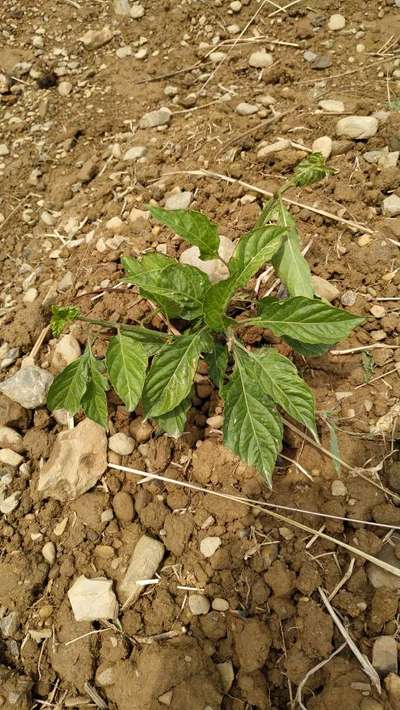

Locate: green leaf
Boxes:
[204,225,284,331]
[223,351,283,486]
[252,296,364,344]
[47,354,89,415]
[283,337,334,357]
[153,393,192,438]
[270,201,314,299]
[81,351,108,428]
[142,329,213,418]
[293,152,332,187]
[106,333,147,411]
[205,341,228,388]
[50,305,80,337]
[147,205,220,260]
[120,326,169,356]
[122,253,209,320]
[235,344,316,437]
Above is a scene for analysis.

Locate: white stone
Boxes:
[0,492,19,514]
[212,598,229,611]
[236,102,258,116]
[383,194,400,216]
[0,426,23,452]
[80,27,114,50]
[158,691,173,706]
[312,275,339,302]
[135,48,148,60]
[130,2,145,18]
[312,136,332,159]
[209,51,226,63]
[188,594,210,615]
[42,541,56,565]
[319,99,345,113]
[123,146,147,160]
[164,85,178,97]
[336,116,378,139]
[0,612,19,637]
[58,81,72,96]
[304,50,317,62]
[129,207,150,226]
[331,480,347,496]
[108,432,135,456]
[200,536,221,558]
[116,46,132,58]
[370,305,386,318]
[180,235,235,284]
[0,448,23,467]
[139,108,171,129]
[165,190,192,210]
[372,636,398,675]
[68,575,118,621]
[119,534,165,604]
[38,418,108,501]
[0,144,9,157]
[114,0,131,15]
[23,287,38,303]
[58,271,74,291]
[248,50,273,68]
[0,365,53,408]
[106,216,124,233]
[230,1,242,11]
[257,139,291,158]
[328,14,346,31]
[52,334,81,372]
[206,414,224,428]
[96,668,114,686]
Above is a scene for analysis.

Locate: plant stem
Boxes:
[77,315,161,335]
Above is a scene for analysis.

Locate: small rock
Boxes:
[80,27,114,50]
[200,536,222,558]
[0,426,23,452]
[367,543,400,590]
[139,108,171,129]
[58,271,74,291]
[236,102,258,116]
[23,287,38,304]
[129,417,153,442]
[206,414,224,428]
[106,216,124,233]
[331,480,347,496]
[188,594,210,615]
[38,418,107,501]
[370,305,386,318]
[257,139,291,158]
[312,136,332,159]
[304,50,317,62]
[68,575,118,621]
[0,448,23,467]
[164,85,178,97]
[209,51,226,63]
[130,2,144,18]
[180,235,235,284]
[230,0,242,11]
[114,0,131,15]
[341,290,357,306]
[112,491,134,522]
[259,94,276,106]
[58,81,72,96]
[372,636,398,675]
[0,144,10,156]
[311,54,332,69]
[119,534,165,604]
[312,275,339,302]
[328,14,346,31]
[319,99,345,113]
[336,116,378,139]
[0,365,53,409]
[383,194,400,216]
[0,491,19,514]
[123,146,147,160]
[42,541,56,565]
[0,72,11,93]
[109,432,135,455]
[358,234,372,247]
[165,190,192,210]
[116,46,132,58]
[248,50,273,68]
[0,611,19,637]
[52,334,81,372]
[129,207,150,227]
[212,598,229,611]
[216,661,234,692]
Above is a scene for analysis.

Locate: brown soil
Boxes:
[1,0,400,709]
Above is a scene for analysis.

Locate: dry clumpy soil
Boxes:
[1,0,400,709]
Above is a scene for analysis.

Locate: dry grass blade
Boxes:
[296,641,347,710]
[318,587,381,693]
[164,169,373,234]
[328,558,355,601]
[108,463,400,577]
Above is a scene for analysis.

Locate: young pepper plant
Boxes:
[47,153,363,486]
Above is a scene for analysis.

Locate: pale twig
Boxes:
[164,169,373,234]
[318,587,381,693]
[23,325,50,367]
[355,365,400,391]
[108,463,400,575]
[279,453,313,480]
[296,642,347,710]
[331,344,400,355]
[0,193,34,233]
[64,628,111,647]
[83,682,107,710]
[328,558,355,601]
[268,0,304,15]
[298,57,396,85]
